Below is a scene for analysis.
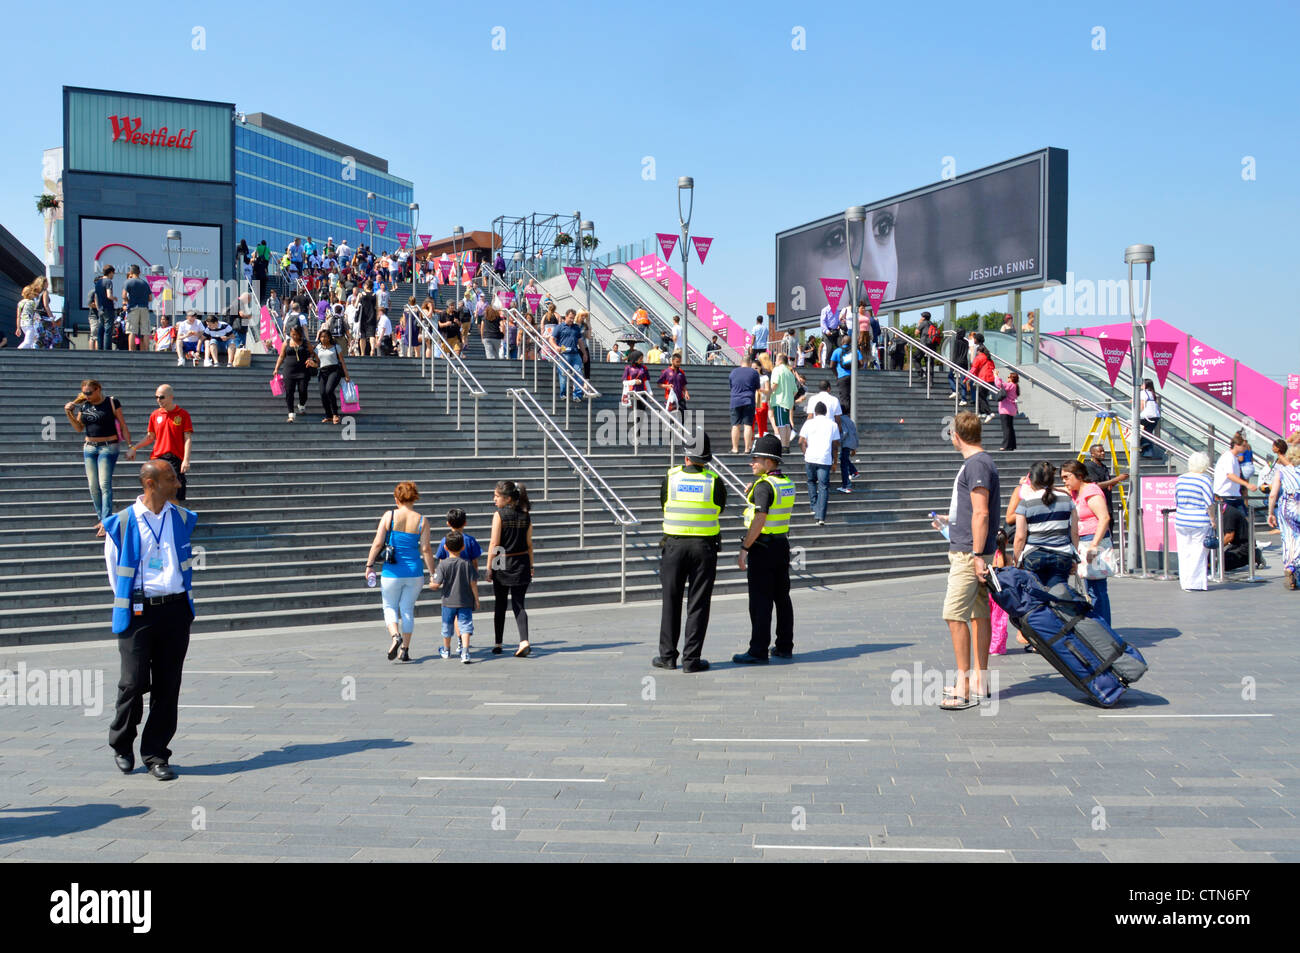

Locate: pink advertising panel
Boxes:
[1287,375,1300,436]
[1187,336,1234,406]
[1235,363,1284,437]
[627,253,746,354]
[498,290,515,308]
[1141,475,1180,554]
[145,275,169,295]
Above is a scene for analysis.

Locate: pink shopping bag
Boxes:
[270,374,285,397]
[340,380,361,414]
[989,596,1008,655]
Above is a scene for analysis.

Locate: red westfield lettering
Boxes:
[108,116,196,150]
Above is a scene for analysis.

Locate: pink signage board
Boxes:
[181,277,207,298]
[145,275,169,295]
[1141,475,1180,554]
[1287,375,1300,436]
[1236,363,1284,437]
[627,253,746,354]
[498,290,515,307]
[1187,336,1234,406]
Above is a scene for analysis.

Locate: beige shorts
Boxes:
[942,551,991,622]
[126,307,151,336]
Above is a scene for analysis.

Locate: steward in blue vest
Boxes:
[733,434,797,664]
[102,460,196,781]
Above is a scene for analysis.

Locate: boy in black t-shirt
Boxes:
[431,532,481,663]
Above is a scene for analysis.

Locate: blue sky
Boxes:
[7,0,1297,379]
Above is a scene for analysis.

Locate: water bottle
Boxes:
[929,511,950,541]
[366,570,377,588]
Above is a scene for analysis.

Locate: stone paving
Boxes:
[1,565,1296,863]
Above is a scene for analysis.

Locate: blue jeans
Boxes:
[97,315,115,350]
[559,351,584,398]
[839,445,857,489]
[1079,533,1111,624]
[83,442,120,523]
[1021,549,1074,589]
[805,463,830,521]
[441,605,474,640]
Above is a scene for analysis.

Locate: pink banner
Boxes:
[656,232,678,261]
[1140,475,1180,554]
[819,277,848,313]
[691,236,712,264]
[563,266,583,290]
[1146,341,1179,388]
[593,267,613,291]
[498,290,515,308]
[145,275,169,296]
[375,220,388,235]
[396,232,409,249]
[463,261,479,281]
[627,253,747,355]
[439,260,452,282]
[862,279,889,317]
[1099,338,1131,387]
[181,277,207,299]
[260,306,283,354]
[356,219,367,233]
[419,234,432,249]
[1188,337,1234,406]
[1287,375,1300,437]
[525,292,542,313]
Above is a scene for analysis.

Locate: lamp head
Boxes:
[1124,244,1155,265]
[512,252,523,262]
[366,191,376,200]
[409,202,418,211]
[580,220,594,232]
[166,229,181,242]
[453,226,464,238]
[677,176,694,190]
[846,205,867,223]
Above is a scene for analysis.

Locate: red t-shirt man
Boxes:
[129,388,193,501]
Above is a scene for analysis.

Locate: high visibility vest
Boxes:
[744,472,796,534]
[662,466,721,537]
[103,503,198,634]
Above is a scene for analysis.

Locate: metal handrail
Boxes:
[606,272,703,365]
[882,325,1000,415]
[411,311,488,455]
[611,263,740,366]
[508,387,640,603]
[515,265,616,355]
[626,388,748,499]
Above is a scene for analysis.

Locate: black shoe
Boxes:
[732,652,769,665]
[682,659,710,673]
[114,752,134,774]
[651,656,677,670]
[399,647,410,662]
[492,644,503,654]
[387,634,401,660]
[771,649,794,659]
[148,762,176,781]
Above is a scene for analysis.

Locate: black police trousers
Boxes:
[108,599,192,765]
[658,535,718,665]
[747,535,794,658]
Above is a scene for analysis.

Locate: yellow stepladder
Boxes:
[1078,412,1132,522]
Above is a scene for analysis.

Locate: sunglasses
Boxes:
[155,395,167,400]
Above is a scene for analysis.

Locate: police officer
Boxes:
[103,460,198,781]
[654,433,726,673]
[732,434,796,664]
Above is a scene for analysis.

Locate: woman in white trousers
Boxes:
[1174,451,1216,591]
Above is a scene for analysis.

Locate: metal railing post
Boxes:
[1159,508,1174,580]
[474,398,479,457]
[1247,503,1258,583]
[1215,504,1225,584]
[587,397,593,456]
[543,438,549,499]
[551,362,557,415]
[512,400,517,458]
[907,344,913,386]
[456,380,462,431]
[1115,508,1127,577]
[620,523,627,604]
[445,358,451,414]
[578,473,585,548]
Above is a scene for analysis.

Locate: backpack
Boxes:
[926,323,942,346]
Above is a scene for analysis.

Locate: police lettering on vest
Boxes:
[745,472,796,534]
[663,466,722,537]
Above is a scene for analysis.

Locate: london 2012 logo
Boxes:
[108,116,196,150]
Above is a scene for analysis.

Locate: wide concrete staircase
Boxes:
[0,349,1075,644]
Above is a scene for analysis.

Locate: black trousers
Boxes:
[156,452,187,501]
[319,365,343,417]
[658,536,718,664]
[108,599,192,765]
[747,536,794,657]
[999,412,1017,450]
[836,375,851,407]
[493,577,530,645]
[285,372,309,412]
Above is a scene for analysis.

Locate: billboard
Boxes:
[774,148,1067,330]
[80,217,223,307]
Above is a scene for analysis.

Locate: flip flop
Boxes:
[945,686,990,699]
[939,696,977,711]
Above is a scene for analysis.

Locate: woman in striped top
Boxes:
[1266,443,1300,589]
[1174,451,1216,591]
[1013,461,1079,589]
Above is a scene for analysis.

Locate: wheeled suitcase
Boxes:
[989,567,1148,707]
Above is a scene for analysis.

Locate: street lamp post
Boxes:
[580,219,594,314]
[366,192,376,256]
[844,205,867,423]
[677,176,694,363]
[409,202,419,289]
[451,225,465,308]
[165,229,183,319]
[1124,243,1155,575]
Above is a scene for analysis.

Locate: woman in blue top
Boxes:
[1174,452,1216,591]
[1267,443,1300,589]
[366,481,437,662]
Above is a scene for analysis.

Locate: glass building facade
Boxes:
[234,116,413,257]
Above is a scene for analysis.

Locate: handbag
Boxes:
[1081,537,1117,580]
[269,374,285,396]
[379,513,398,564]
[1203,533,1219,550]
[340,380,361,414]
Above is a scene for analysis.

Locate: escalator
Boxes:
[611,263,735,365]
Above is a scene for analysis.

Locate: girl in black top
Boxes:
[64,378,132,536]
[272,324,317,422]
[487,480,533,656]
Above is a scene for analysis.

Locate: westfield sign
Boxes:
[108,115,196,150]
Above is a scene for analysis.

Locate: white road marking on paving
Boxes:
[178,704,255,709]
[1098,714,1274,719]
[483,702,628,707]
[694,738,871,743]
[754,845,1007,854]
[186,670,275,675]
[418,776,607,783]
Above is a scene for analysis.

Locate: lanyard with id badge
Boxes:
[133,509,169,614]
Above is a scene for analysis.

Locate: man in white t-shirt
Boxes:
[337,240,352,265]
[671,316,682,356]
[174,313,205,366]
[798,403,841,526]
[803,380,843,428]
[1213,433,1258,517]
[376,309,394,355]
